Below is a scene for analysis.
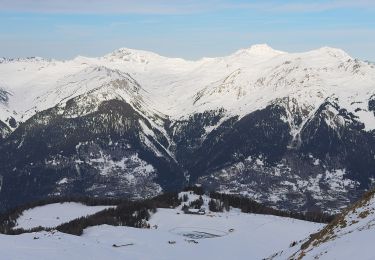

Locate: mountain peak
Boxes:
[248,43,277,52]
[309,46,351,60]
[104,47,163,63]
[234,44,286,57]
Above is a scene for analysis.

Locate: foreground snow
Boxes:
[1,203,323,260]
[15,202,114,229]
[270,191,375,260]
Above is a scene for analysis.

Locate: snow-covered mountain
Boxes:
[2,44,374,125]
[0,44,374,213]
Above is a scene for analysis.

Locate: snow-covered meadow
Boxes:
[0,194,324,260]
[15,202,114,229]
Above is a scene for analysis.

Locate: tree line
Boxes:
[0,188,334,236]
[209,192,334,223]
[0,193,180,235]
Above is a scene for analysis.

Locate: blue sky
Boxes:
[0,0,374,60]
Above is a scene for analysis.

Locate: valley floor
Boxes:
[0,205,323,260]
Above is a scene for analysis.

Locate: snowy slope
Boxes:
[15,202,114,229]
[0,44,374,130]
[98,44,375,132]
[269,190,375,260]
[0,196,323,260]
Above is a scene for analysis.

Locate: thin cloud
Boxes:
[0,0,215,14]
[270,0,375,12]
[0,0,374,14]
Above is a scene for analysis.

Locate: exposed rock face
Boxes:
[0,92,185,210]
[193,101,374,213]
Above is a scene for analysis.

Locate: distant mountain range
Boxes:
[0,44,374,213]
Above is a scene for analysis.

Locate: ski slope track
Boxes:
[0,44,374,213]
